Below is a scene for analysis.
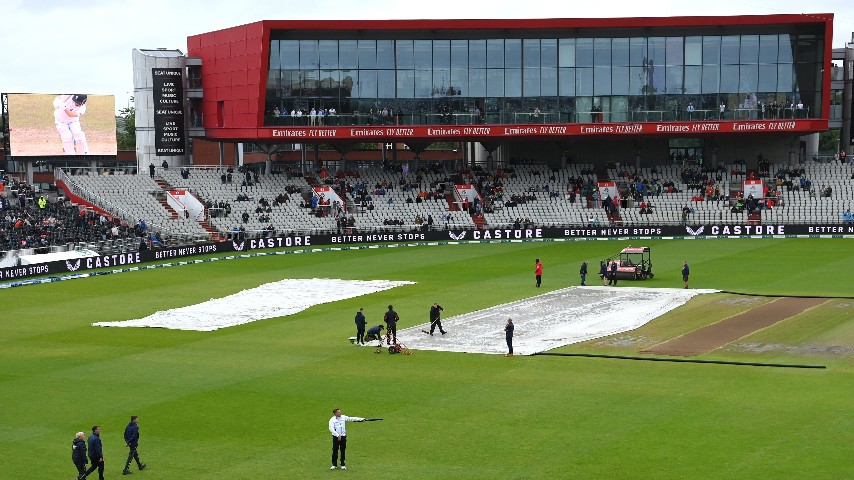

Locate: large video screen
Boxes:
[6,93,117,156]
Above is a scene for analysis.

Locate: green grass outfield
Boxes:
[2,237,853,479]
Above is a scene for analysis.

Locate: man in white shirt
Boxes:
[328,408,365,470]
[54,94,89,154]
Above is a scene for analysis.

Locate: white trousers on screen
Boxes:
[56,121,89,154]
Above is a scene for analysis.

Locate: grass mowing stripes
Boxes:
[1,238,852,479]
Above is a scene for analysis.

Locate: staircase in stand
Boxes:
[153,177,225,240]
[471,214,486,229]
[747,211,761,225]
[445,193,460,211]
[150,179,178,219]
[199,219,225,241]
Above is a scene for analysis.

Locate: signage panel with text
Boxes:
[152,68,186,156]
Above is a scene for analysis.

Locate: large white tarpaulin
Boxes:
[93,278,415,331]
[94,279,714,354]
[397,286,716,355]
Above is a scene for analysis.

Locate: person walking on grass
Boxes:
[580,261,588,286]
[534,258,543,287]
[77,426,104,480]
[72,431,88,479]
[122,415,147,475]
[504,318,514,357]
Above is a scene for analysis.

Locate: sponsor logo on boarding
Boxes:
[471,229,543,240]
[232,241,245,251]
[448,231,467,241]
[685,226,705,236]
[701,225,786,235]
[65,259,81,272]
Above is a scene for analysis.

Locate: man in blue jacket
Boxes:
[123,415,147,475]
[77,426,104,480]
[365,324,384,342]
[354,308,367,345]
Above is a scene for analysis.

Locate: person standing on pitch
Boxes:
[608,260,618,286]
[428,302,447,335]
[580,261,589,286]
[682,260,690,289]
[504,318,515,357]
[328,408,365,470]
[123,415,147,475]
[78,426,104,480]
[384,304,399,344]
[534,258,543,287]
[72,431,88,479]
[354,307,367,345]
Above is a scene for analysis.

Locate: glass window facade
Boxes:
[265,31,824,125]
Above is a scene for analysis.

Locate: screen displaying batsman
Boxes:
[54,94,89,155]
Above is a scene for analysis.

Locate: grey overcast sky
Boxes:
[1,0,852,113]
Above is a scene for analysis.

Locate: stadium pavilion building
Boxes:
[133,13,844,172]
[2,13,852,194]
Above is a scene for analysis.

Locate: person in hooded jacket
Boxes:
[72,431,88,478]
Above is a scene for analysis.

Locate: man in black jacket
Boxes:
[123,415,147,475]
[580,261,588,286]
[77,426,104,480]
[72,431,87,478]
[383,305,399,344]
[428,303,447,335]
[608,260,618,286]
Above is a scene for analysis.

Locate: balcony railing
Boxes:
[262,107,813,127]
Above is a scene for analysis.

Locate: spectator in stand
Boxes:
[843,209,853,224]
